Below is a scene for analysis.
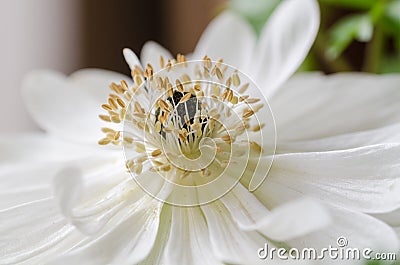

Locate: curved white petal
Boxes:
[201,200,269,265]
[163,206,222,265]
[193,11,256,71]
[0,134,120,210]
[219,182,270,229]
[0,133,99,165]
[21,70,106,144]
[245,198,331,242]
[256,144,400,214]
[373,208,400,227]
[50,199,163,265]
[69,68,131,104]
[123,48,142,71]
[395,227,400,239]
[0,159,121,215]
[49,168,170,264]
[252,0,320,97]
[138,205,172,265]
[53,168,83,217]
[288,205,399,254]
[271,73,400,141]
[277,123,400,154]
[140,41,173,72]
[0,199,84,264]
[52,164,163,236]
[0,186,49,211]
[372,209,400,241]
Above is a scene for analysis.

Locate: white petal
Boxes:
[53,167,82,217]
[271,73,400,141]
[50,200,163,265]
[0,134,120,210]
[288,205,399,254]
[0,162,57,210]
[164,206,222,265]
[219,182,270,229]
[140,41,173,72]
[372,208,400,240]
[52,162,142,234]
[0,133,96,164]
[66,179,139,235]
[277,123,400,153]
[55,166,167,237]
[138,205,172,265]
[0,199,84,264]
[0,186,49,211]
[193,11,256,71]
[372,208,400,227]
[21,70,105,144]
[201,200,272,264]
[245,198,331,242]
[373,209,400,242]
[256,144,400,213]
[395,227,400,239]
[69,68,131,104]
[252,0,319,97]
[123,48,142,70]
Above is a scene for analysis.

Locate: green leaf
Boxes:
[319,0,376,10]
[327,14,374,59]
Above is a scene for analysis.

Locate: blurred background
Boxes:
[1,0,399,132]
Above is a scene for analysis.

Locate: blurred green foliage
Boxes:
[230,0,280,33]
[230,0,400,73]
[326,14,373,60]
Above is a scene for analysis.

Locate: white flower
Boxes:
[1,0,399,264]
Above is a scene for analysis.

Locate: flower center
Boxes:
[154,90,206,149]
[97,53,276,206]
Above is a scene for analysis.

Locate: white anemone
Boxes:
[1,0,399,264]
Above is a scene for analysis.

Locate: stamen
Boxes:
[108,98,118,110]
[242,109,255,119]
[99,114,111,122]
[179,93,192,103]
[101,104,113,111]
[160,55,165,69]
[238,83,250,94]
[114,131,121,140]
[101,127,115,133]
[151,149,162,157]
[110,115,121,123]
[215,67,223,81]
[98,54,266,185]
[144,64,154,78]
[232,71,241,87]
[116,98,126,108]
[98,138,111,145]
[120,80,129,91]
[176,79,184,92]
